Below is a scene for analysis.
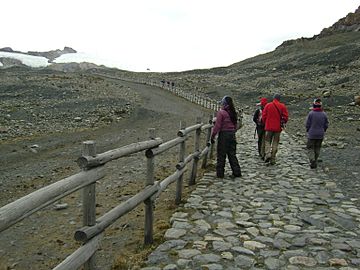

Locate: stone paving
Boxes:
[141,116,360,270]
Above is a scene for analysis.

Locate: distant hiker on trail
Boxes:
[211,96,242,178]
[305,98,329,169]
[253,97,268,160]
[262,93,289,165]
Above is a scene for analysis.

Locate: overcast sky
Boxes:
[1,0,359,72]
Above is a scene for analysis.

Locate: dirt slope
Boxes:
[0,78,212,270]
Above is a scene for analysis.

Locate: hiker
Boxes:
[211,96,242,178]
[262,93,289,165]
[305,98,329,169]
[253,97,268,160]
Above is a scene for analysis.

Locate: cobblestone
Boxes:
[142,116,360,269]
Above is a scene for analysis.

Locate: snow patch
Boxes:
[0,51,50,67]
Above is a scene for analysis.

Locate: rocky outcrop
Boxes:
[0,47,16,53]
[0,57,26,68]
[278,5,360,48]
[27,46,77,62]
[319,6,360,37]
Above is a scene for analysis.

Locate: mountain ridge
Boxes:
[0,46,77,62]
[1,6,360,72]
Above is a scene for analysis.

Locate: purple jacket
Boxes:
[211,107,236,139]
[305,109,329,139]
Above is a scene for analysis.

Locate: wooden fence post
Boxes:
[81,141,97,270]
[189,117,201,186]
[202,115,213,168]
[144,128,155,245]
[176,121,186,204]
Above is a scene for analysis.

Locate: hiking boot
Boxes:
[310,160,317,169]
[216,174,224,178]
[264,157,271,163]
[230,173,242,179]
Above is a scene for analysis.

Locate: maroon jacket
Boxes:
[262,99,289,132]
[211,107,236,139]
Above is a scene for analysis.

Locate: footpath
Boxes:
[141,116,360,270]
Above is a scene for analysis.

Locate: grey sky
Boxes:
[1,0,359,72]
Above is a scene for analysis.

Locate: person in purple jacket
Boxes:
[305,98,329,169]
[211,96,242,178]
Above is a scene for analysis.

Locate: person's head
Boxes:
[313,98,322,108]
[257,97,268,108]
[273,93,281,101]
[219,95,233,107]
[219,95,237,123]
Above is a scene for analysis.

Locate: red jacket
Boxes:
[262,99,289,132]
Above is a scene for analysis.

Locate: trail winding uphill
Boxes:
[1,78,359,269]
[142,115,360,270]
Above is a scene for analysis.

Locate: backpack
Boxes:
[273,103,286,130]
[257,109,264,126]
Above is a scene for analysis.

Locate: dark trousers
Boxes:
[306,138,323,167]
[256,127,265,158]
[216,131,241,177]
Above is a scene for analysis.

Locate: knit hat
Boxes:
[313,98,322,108]
[273,93,281,100]
[256,97,268,107]
[218,96,228,106]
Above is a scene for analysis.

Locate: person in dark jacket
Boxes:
[305,98,329,169]
[262,93,289,165]
[253,97,268,159]
[211,96,242,178]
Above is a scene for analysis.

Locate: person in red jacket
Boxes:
[262,93,289,165]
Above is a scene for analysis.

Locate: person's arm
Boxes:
[305,113,311,132]
[324,113,329,132]
[211,111,223,139]
[282,105,289,123]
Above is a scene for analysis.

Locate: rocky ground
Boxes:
[142,115,360,270]
[1,10,360,269]
[0,60,360,270]
[0,72,213,270]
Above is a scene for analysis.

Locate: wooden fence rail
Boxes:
[0,76,244,269]
[0,114,216,270]
[0,167,105,232]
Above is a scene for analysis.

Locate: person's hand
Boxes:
[211,138,215,144]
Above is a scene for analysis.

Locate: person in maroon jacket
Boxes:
[211,96,242,178]
[262,93,289,165]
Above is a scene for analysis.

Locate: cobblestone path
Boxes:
[142,116,360,270]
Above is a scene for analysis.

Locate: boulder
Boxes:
[322,90,331,98]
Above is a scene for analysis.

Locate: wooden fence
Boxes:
[0,115,216,269]
[120,76,244,126]
[0,77,244,269]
